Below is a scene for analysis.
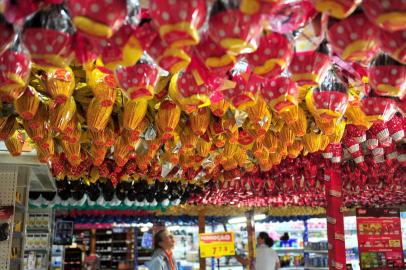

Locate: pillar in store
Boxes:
[325,167,346,269]
[198,211,206,270]
[245,210,255,270]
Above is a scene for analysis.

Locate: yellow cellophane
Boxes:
[259,159,273,172]
[36,143,54,163]
[196,137,212,159]
[319,134,330,151]
[264,131,279,153]
[235,146,248,167]
[49,97,77,132]
[303,131,322,153]
[291,106,307,137]
[329,120,346,143]
[91,145,108,166]
[345,103,371,128]
[36,136,55,158]
[270,152,282,166]
[61,122,81,144]
[253,140,268,160]
[61,140,81,166]
[156,100,181,140]
[279,125,296,147]
[315,117,336,136]
[113,136,132,167]
[0,87,25,102]
[221,142,239,163]
[14,86,40,120]
[190,107,211,136]
[0,116,18,140]
[123,99,148,130]
[87,67,118,107]
[210,99,230,117]
[5,130,25,156]
[180,126,198,150]
[45,67,75,104]
[246,97,269,123]
[313,0,358,19]
[86,97,113,131]
[288,140,304,158]
[23,103,48,142]
[279,104,299,124]
[73,16,113,38]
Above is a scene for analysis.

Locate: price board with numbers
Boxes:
[199,232,235,258]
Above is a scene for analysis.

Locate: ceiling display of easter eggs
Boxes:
[0,0,405,210]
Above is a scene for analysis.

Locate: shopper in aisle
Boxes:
[146,229,178,270]
[236,232,280,270]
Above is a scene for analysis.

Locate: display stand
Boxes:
[24,208,53,270]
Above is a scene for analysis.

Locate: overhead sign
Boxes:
[356,208,404,270]
[199,232,235,258]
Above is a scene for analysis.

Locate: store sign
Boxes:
[199,232,235,258]
[356,208,405,270]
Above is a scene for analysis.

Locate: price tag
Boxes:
[199,232,235,258]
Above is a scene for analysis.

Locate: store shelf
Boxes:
[304,267,329,270]
[281,267,304,270]
[26,227,50,232]
[275,248,304,253]
[25,247,49,251]
[138,256,152,260]
[304,250,328,254]
[13,232,24,238]
[15,202,25,211]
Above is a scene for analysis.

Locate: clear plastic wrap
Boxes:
[312,0,360,19]
[149,0,207,47]
[208,0,263,55]
[263,0,316,34]
[0,35,31,102]
[327,13,380,64]
[115,56,159,101]
[378,29,406,65]
[368,54,405,98]
[362,0,406,32]
[2,0,39,24]
[262,76,299,124]
[22,5,74,68]
[247,32,293,79]
[67,0,128,39]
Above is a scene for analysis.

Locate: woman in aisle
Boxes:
[236,232,280,270]
[146,229,178,270]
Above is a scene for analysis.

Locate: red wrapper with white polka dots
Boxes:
[23,28,73,68]
[261,76,298,113]
[368,64,406,98]
[362,0,406,32]
[222,70,263,110]
[147,35,191,74]
[379,29,406,65]
[194,34,237,76]
[115,62,159,101]
[310,89,349,121]
[208,8,263,55]
[0,18,13,55]
[288,50,330,87]
[327,13,380,64]
[361,96,397,123]
[246,32,293,79]
[387,115,405,142]
[67,0,127,39]
[149,0,207,48]
[0,49,31,96]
